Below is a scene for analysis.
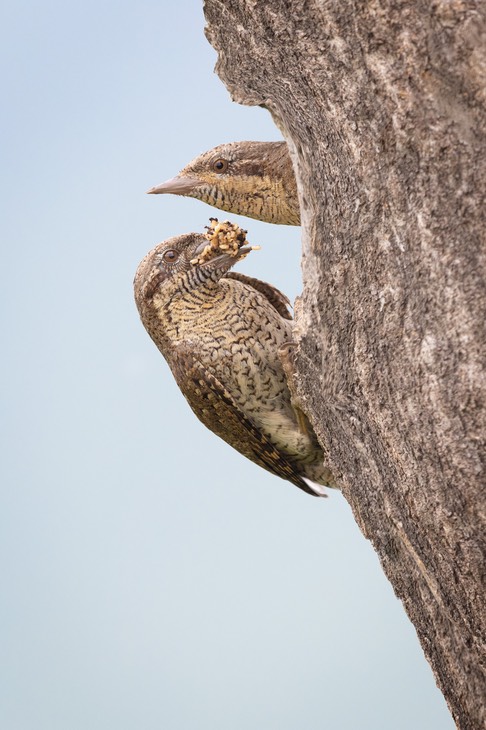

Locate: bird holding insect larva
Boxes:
[134,220,334,496]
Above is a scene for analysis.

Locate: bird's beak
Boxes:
[146,175,200,195]
[193,239,213,257]
[201,247,252,271]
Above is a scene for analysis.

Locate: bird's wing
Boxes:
[225,272,292,320]
[169,347,321,496]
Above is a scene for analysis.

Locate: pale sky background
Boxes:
[1,2,454,729]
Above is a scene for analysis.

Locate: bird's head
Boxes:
[134,224,253,314]
[147,141,299,225]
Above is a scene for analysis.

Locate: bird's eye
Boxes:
[212,158,229,173]
[163,249,179,263]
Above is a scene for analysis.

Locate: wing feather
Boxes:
[225,272,292,320]
[170,347,322,496]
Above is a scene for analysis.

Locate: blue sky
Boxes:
[1,2,453,728]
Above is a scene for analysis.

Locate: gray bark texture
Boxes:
[204,1,486,728]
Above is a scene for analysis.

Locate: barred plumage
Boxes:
[134,225,334,496]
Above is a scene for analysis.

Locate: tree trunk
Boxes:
[203,1,486,727]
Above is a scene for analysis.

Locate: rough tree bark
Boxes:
[203,2,486,728]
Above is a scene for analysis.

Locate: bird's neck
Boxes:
[152,280,230,343]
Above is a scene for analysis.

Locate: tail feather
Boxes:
[301,477,328,498]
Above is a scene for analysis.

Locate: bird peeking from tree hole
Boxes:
[147,141,300,225]
[134,220,334,496]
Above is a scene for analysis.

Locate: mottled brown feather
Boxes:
[225,272,292,320]
[170,347,320,496]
